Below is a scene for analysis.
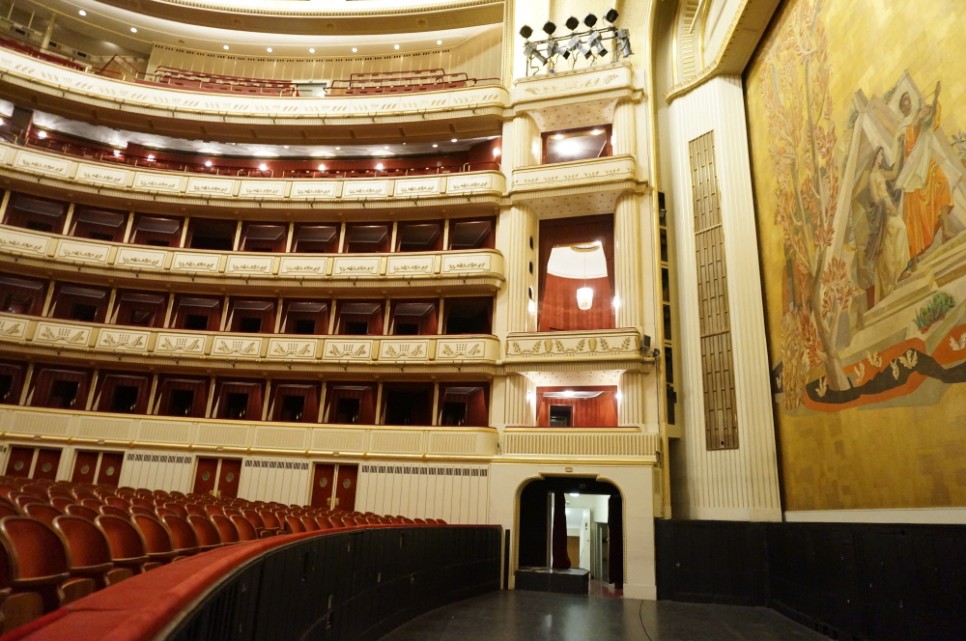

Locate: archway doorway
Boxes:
[517,476,624,592]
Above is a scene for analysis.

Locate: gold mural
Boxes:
[747,0,966,509]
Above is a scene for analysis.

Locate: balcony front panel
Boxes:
[511,154,636,198]
[0,143,506,209]
[513,63,635,110]
[0,406,498,460]
[0,314,501,372]
[0,226,504,292]
[504,328,646,368]
[0,48,508,141]
[501,427,659,463]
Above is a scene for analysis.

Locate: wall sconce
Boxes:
[576,286,594,310]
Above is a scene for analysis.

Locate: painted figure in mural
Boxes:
[856,147,910,305]
[892,81,954,271]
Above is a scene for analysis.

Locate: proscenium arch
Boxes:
[514,474,625,590]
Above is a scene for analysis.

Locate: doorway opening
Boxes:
[517,476,624,595]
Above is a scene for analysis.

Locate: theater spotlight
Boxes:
[583,13,598,28]
[543,21,557,35]
[565,16,580,30]
[519,25,533,39]
[524,41,548,65]
[604,9,620,23]
[615,28,633,59]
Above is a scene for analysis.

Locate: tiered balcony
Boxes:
[503,328,651,371]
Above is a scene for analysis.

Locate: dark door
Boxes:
[193,457,219,495]
[33,448,61,480]
[96,451,124,486]
[5,446,35,478]
[311,463,337,509]
[72,450,99,484]
[334,464,358,512]
[218,458,242,498]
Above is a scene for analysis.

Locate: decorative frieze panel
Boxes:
[332,256,382,277]
[56,239,111,264]
[386,255,436,277]
[514,64,634,106]
[34,321,91,347]
[170,251,222,273]
[226,255,275,275]
[133,173,185,193]
[323,339,374,361]
[378,340,431,361]
[343,180,391,199]
[96,329,150,352]
[154,333,207,355]
[266,339,317,360]
[278,256,328,276]
[0,227,50,256]
[238,181,286,198]
[436,338,493,361]
[115,247,167,270]
[75,163,131,187]
[212,337,263,358]
[0,318,27,339]
[13,149,71,177]
[504,328,643,364]
[289,182,341,199]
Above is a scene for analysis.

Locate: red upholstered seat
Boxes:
[95,515,152,574]
[229,515,258,541]
[132,514,178,564]
[186,515,221,551]
[159,514,199,557]
[23,503,62,526]
[53,515,132,589]
[209,514,239,544]
[64,504,98,521]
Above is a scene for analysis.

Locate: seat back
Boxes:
[0,517,71,582]
[229,514,257,541]
[23,503,62,526]
[284,515,305,533]
[95,515,148,561]
[259,510,281,529]
[132,514,174,556]
[64,504,99,521]
[300,515,320,532]
[160,514,198,554]
[52,515,113,570]
[98,505,131,519]
[186,515,221,548]
[210,514,239,544]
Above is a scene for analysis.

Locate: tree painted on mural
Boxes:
[761,0,854,408]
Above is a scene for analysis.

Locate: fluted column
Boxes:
[614,192,645,331]
[612,99,638,157]
[503,373,534,428]
[512,114,539,169]
[494,203,537,337]
[618,370,648,430]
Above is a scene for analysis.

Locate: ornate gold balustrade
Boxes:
[510,154,638,206]
[0,406,499,461]
[0,225,504,292]
[0,313,500,373]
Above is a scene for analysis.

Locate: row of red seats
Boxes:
[0,476,444,634]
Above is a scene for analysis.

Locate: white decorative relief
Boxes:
[505,330,640,361]
[436,339,487,361]
[155,333,206,354]
[324,340,373,360]
[289,182,340,199]
[115,247,166,270]
[253,426,307,450]
[379,340,430,361]
[267,339,317,359]
[394,178,441,197]
[194,423,250,448]
[332,256,382,276]
[387,255,435,276]
[56,239,110,263]
[212,337,263,358]
[133,172,184,192]
[0,318,27,339]
[185,177,235,197]
[226,255,274,274]
[0,228,49,255]
[441,254,492,273]
[75,163,130,186]
[311,428,367,453]
[514,64,632,102]
[171,252,221,272]
[512,155,635,190]
[278,256,327,275]
[238,181,286,198]
[343,180,390,199]
[96,329,150,352]
[14,150,72,176]
[447,174,502,193]
[34,322,91,346]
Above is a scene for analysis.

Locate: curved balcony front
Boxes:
[503,328,651,373]
[0,48,508,143]
[0,313,501,375]
[0,405,499,461]
[0,226,505,294]
[0,143,506,212]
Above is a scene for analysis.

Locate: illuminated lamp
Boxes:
[576,286,594,310]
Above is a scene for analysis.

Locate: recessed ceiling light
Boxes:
[258,163,268,171]
[393,44,400,50]
[383,145,390,149]
[309,48,316,54]
[352,47,358,53]
[376,163,384,170]
[432,143,438,148]
[318,164,326,171]
[204,160,213,167]
[451,138,457,143]
[436,40,443,46]
[37,130,47,139]
[266,47,273,53]
[130,27,137,33]
[223,44,230,50]
[78,9,87,16]
[335,146,341,150]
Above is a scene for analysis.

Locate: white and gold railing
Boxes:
[501,427,659,463]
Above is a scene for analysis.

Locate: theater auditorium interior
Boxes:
[0,0,962,639]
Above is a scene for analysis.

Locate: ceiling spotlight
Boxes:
[375,163,384,170]
[542,21,557,35]
[78,9,87,17]
[393,44,400,50]
[436,39,443,46]
[524,41,548,65]
[565,16,580,30]
[36,130,47,139]
[258,163,268,171]
[519,25,533,39]
[266,47,273,53]
[451,138,457,143]
[309,47,316,54]
[351,47,358,53]
[432,144,438,148]
[223,44,230,50]
[584,13,598,28]
[204,160,213,167]
[615,28,633,58]
[318,164,326,171]
[604,9,620,23]
[130,27,138,33]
